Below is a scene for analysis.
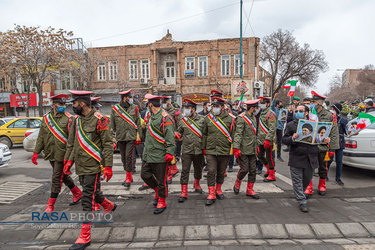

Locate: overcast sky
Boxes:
[1,0,374,95]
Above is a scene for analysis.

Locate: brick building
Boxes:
[87,31,270,113]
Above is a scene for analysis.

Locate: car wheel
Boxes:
[0,136,12,149]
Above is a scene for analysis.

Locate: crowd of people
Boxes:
[30,88,375,250]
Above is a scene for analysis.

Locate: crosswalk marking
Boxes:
[0,182,43,204]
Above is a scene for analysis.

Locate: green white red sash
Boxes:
[182,117,202,138]
[147,119,166,144]
[112,104,138,129]
[44,113,68,144]
[242,115,257,135]
[259,116,269,134]
[207,113,232,143]
[76,117,103,162]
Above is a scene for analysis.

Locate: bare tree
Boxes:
[260,29,328,98]
[0,25,74,116]
[356,64,375,99]
[327,74,355,103]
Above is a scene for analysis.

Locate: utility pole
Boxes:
[240,0,243,80]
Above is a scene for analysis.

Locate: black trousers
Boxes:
[118,141,135,172]
[141,162,169,198]
[237,154,257,183]
[206,155,230,186]
[276,129,283,158]
[290,166,314,205]
[257,145,275,170]
[318,151,328,179]
[50,161,75,194]
[78,173,104,212]
[180,154,204,185]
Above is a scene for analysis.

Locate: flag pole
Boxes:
[237,0,244,109]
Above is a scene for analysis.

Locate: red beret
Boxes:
[119,89,132,95]
[183,98,198,106]
[68,90,93,96]
[244,99,260,105]
[259,96,271,100]
[145,94,163,100]
[50,94,69,100]
[91,97,102,102]
[211,96,226,105]
[211,89,224,97]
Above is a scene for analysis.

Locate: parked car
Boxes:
[23,128,40,152]
[0,117,16,127]
[0,143,12,168]
[0,117,42,148]
[343,112,375,170]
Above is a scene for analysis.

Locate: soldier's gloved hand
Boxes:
[165,153,174,163]
[64,159,67,165]
[103,167,113,182]
[135,139,141,146]
[63,161,74,175]
[113,142,117,150]
[328,151,335,158]
[264,140,271,149]
[203,149,206,156]
[31,153,38,165]
[233,149,241,159]
[175,132,181,140]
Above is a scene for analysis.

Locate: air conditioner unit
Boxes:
[253,81,264,89]
[140,78,148,84]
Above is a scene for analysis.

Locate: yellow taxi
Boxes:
[0,117,42,148]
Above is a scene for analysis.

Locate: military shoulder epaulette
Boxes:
[228,113,236,119]
[94,112,104,119]
[64,112,73,118]
[161,111,168,117]
[239,113,245,117]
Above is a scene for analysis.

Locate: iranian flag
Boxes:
[309,107,319,122]
[356,112,375,130]
[286,80,298,97]
[283,80,298,89]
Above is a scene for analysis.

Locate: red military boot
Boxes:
[264,164,270,178]
[124,171,133,188]
[69,186,82,206]
[205,186,216,206]
[246,182,259,199]
[318,178,326,196]
[304,181,314,199]
[170,164,179,177]
[45,198,56,213]
[94,202,101,211]
[215,184,224,200]
[193,179,203,193]
[154,197,167,214]
[178,185,188,203]
[263,169,276,182]
[100,198,117,214]
[233,178,242,195]
[69,223,91,250]
[153,187,159,207]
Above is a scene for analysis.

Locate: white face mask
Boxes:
[128,98,134,105]
[253,108,260,116]
[330,110,336,115]
[259,104,267,110]
[212,107,221,115]
[207,106,212,112]
[162,103,168,109]
[184,108,192,117]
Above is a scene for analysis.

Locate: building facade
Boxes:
[87,32,270,112]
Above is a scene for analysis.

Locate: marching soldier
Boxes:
[304,91,339,197]
[257,96,277,182]
[64,91,116,250]
[111,89,142,188]
[141,94,176,214]
[161,96,181,180]
[202,97,235,206]
[91,97,102,110]
[177,99,205,203]
[232,99,260,199]
[32,94,82,212]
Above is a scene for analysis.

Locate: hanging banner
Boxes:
[10,92,52,107]
[231,79,252,102]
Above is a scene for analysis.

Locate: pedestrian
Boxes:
[282,104,318,212]
[303,98,311,106]
[364,99,375,113]
[199,101,211,116]
[257,97,277,182]
[202,96,235,205]
[233,99,260,199]
[177,99,205,202]
[111,89,142,188]
[293,97,301,107]
[64,91,116,250]
[32,94,82,213]
[327,103,348,186]
[304,91,339,197]
[271,93,285,162]
[141,94,176,214]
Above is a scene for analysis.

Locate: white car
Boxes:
[23,128,40,152]
[343,112,375,170]
[0,143,12,168]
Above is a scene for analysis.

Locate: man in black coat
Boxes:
[282,105,319,213]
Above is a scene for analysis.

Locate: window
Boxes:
[8,119,28,128]
[185,57,195,70]
[198,56,208,77]
[129,60,138,80]
[97,63,106,81]
[29,119,41,128]
[140,59,150,79]
[221,55,230,76]
[166,62,175,78]
[108,61,118,80]
[234,54,244,75]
